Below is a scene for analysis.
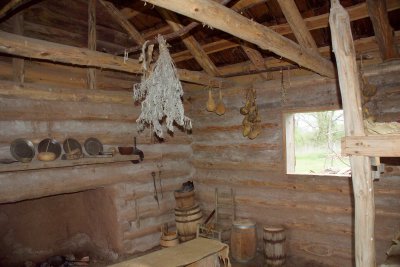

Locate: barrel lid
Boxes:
[233,218,256,227]
[263,225,284,232]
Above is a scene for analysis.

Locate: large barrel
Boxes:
[174,190,195,209]
[175,205,203,242]
[230,219,257,263]
[263,226,286,266]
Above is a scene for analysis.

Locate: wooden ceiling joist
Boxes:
[170,0,400,64]
[231,0,268,11]
[0,30,229,87]
[157,8,220,76]
[241,43,270,80]
[98,0,145,45]
[366,0,399,60]
[277,0,318,53]
[143,0,335,78]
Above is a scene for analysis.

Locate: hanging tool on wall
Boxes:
[152,171,160,209]
[157,162,164,199]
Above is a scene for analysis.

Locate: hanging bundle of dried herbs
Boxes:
[133,35,192,138]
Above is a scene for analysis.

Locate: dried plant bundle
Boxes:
[133,35,192,138]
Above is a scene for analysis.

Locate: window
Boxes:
[285,110,350,176]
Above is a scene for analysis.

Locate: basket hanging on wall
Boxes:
[133,35,192,138]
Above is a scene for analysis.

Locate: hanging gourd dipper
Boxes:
[215,89,226,116]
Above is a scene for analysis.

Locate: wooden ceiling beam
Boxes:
[277,0,318,53]
[0,31,230,87]
[170,0,400,63]
[0,0,29,20]
[366,0,399,60]
[98,0,145,45]
[157,8,220,76]
[218,31,400,77]
[143,0,335,78]
[241,43,270,80]
[231,0,268,11]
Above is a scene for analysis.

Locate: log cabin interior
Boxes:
[0,0,399,266]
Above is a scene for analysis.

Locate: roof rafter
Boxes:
[142,0,335,78]
[366,0,399,60]
[157,8,220,76]
[277,0,319,53]
[169,0,400,63]
[98,0,145,45]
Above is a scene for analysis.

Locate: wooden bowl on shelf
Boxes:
[118,147,133,155]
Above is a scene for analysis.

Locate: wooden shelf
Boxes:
[0,154,140,173]
[342,135,400,157]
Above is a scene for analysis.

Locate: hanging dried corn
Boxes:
[133,35,192,138]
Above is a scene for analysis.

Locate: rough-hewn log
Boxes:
[143,0,335,78]
[0,0,27,20]
[366,0,399,60]
[277,0,318,53]
[158,8,220,76]
[98,0,145,45]
[241,43,270,80]
[0,30,229,86]
[329,1,375,266]
[170,0,400,63]
[231,0,268,11]
[87,0,96,90]
[342,135,400,157]
[12,13,24,84]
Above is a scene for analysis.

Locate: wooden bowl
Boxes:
[118,147,133,155]
[37,152,56,161]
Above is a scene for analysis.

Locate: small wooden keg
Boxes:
[175,204,203,242]
[160,231,179,248]
[174,190,195,209]
[230,219,257,263]
[263,226,286,266]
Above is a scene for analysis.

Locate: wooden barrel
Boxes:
[175,205,203,242]
[263,226,286,266]
[160,231,179,248]
[174,190,195,209]
[230,219,257,263]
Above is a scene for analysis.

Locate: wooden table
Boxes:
[109,237,231,267]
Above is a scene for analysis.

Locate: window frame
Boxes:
[283,107,350,177]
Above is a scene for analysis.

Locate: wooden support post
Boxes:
[366,0,399,60]
[143,0,335,78]
[277,0,319,53]
[329,1,375,266]
[12,13,24,84]
[88,0,96,90]
[158,8,220,76]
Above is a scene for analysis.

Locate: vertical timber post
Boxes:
[88,0,96,90]
[329,1,375,266]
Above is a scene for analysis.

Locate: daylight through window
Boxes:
[285,110,350,176]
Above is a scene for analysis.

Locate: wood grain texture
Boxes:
[277,0,318,52]
[367,0,399,60]
[12,13,24,84]
[158,8,220,76]
[87,0,96,90]
[144,0,335,78]
[330,1,375,266]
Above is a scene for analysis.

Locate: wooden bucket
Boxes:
[175,204,203,242]
[160,231,179,248]
[230,219,257,263]
[263,226,286,266]
[174,190,195,209]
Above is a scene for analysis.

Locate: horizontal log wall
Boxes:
[0,0,194,263]
[186,65,400,266]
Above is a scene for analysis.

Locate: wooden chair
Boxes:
[197,188,235,241]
